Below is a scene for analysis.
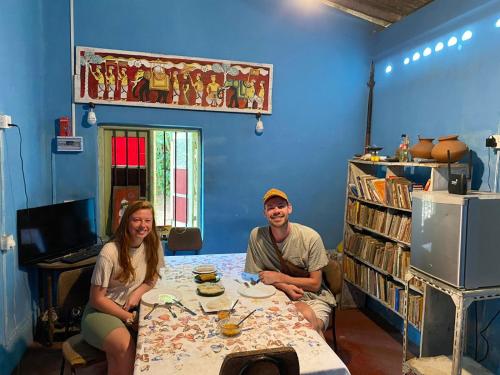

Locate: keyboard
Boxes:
[60,244,103,264]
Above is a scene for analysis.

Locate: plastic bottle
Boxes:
[400,135,410,162]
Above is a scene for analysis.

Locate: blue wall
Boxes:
[49,0,374,252]
[372,0,500,372]
[1,0,374,372]
[0,0,54,373]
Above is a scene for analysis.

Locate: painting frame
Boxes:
[75,46,273,114]
[111,185,140,233]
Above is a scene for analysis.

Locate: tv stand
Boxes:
[36,256,97,346]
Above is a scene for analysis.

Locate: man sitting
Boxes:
[244,188,335,335]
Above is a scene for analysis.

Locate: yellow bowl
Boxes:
[218,318,241,337]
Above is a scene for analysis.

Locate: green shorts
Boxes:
[81,304,128,350]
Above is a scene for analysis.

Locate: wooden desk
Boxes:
[134,253,350,375]
[36,257,97,345]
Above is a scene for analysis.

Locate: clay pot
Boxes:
[410,137,434,159]
[430,135,468,162]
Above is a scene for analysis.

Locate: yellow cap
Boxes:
[263,188,289,204]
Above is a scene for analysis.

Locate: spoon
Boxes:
[230,299,239,312]
[236,309,257,326]
[144,303,159,320]
[165,303,177,318]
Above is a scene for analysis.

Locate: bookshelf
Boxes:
[341,159,467,352]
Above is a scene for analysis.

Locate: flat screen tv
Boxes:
[17,198,97,266]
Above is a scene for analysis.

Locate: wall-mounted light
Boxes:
[385,65,393,74]
[255,112,264,136]
[423,47,432,57]
[403,57,410,65]
[435,42,444,52]
[87,103,97,125]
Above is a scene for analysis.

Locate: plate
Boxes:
[193,264,217,274]
[199,296,235,313]
[194,273,221,283]
[196,283,225,297]
[141,288,181,305]
[237,284,276,298]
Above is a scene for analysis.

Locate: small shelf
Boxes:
[349,159,464,169]
[345,251,423,295]
[343,278,421,330]
[348,194,412,213]
[347,220,411,247]
[404,355,493,375]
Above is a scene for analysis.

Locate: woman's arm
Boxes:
[89,285,134,322]
[122,279,157,311]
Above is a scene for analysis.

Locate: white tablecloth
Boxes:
[134,253,350,375]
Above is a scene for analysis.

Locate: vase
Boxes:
[431,135,468,162]
[409,137,434,159]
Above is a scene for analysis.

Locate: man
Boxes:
[245,188,335,335]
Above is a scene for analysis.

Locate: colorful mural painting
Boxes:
[74,46,273,114]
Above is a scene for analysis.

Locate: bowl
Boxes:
[218,318,241,337]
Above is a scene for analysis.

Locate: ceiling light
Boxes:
[435,42,444,52]
[385,65,392,74]
[403,57,410,65]
[412,52,420,61]
[423,47,432,57]
[461,30,472,41]
[448,36,458,47]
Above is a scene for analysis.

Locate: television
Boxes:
[17,198,97,266]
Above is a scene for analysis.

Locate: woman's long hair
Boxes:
[113,200,160,284]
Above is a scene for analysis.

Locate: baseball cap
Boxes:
[263,188,289,204]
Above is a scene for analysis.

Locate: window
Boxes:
[98,127,201,236]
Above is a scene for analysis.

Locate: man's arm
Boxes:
[259,269,322,293]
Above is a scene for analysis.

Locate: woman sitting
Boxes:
[82,200,164,375]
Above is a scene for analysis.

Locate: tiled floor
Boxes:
[14,307,404,375]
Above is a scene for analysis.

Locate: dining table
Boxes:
[133,253,351,375]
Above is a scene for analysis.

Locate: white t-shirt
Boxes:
[91,241,165,306]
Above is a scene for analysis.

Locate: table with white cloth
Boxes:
[134,253,350,375]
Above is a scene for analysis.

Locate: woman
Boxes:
[82,200,164,375]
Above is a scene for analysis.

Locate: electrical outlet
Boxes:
[0,114,12,129]
[486,135,500,149]
[0,234,15,251]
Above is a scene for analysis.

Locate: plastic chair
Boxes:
[323,258,343,352]
[219,347,299,375]
[166,227,202,255]
[58,266,106,375]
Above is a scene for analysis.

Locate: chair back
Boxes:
[57,265,94,323]
[166,227,202,254]
[219,347,299,375]
[323,259,343,295]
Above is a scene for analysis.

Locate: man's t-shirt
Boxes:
[245,222,335,305]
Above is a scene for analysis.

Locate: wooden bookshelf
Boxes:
[341,159,467,347]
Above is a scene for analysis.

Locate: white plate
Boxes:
[199,296,236,313]
[192,264,217,274]
[141,288,181,305]
[237,284,276,298]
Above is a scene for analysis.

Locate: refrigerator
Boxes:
[411,191,500,289]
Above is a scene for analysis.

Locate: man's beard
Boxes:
[269,216,288,228]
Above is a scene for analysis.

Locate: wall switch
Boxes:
[0,234,15,251]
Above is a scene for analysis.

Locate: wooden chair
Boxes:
[219,347,299,375]
[58,266,106,375]
[323,258,343,352]
[166,227,202,255]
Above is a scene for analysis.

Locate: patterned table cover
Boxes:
[134,253,350,375]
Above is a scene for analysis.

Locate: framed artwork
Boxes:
[112,186,140,233]
[75,46,273,114]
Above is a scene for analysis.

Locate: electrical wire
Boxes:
[8,124,29,208]
[487,148,492,192]
[477,308,500,362]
